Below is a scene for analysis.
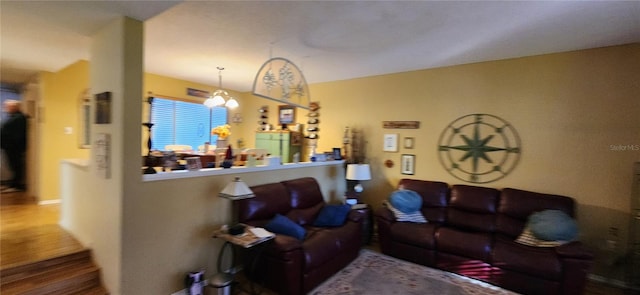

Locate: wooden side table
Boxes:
[211,225,275,294]
[351,203,373,245]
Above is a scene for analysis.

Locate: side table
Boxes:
[351,203,373,245]
[211,225,274,294]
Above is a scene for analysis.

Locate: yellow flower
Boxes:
[211,124,231,139]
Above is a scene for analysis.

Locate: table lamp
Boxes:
[219,177,254,231]
[346,164,371,204]
[219,177,255,200]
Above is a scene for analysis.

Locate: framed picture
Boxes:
[332,148,342,160]
[185,157,202,171]
[401,154,415,175]
[383,133,398,152]
[404,137,414,149]
[95,92,112,124]
[278,105,296,125]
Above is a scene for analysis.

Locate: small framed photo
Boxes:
[332,148,342,160]
[95,92,112,124]
[383,134,398,152]
[185,157,202,171]
[401,154,415,175]
[278,105,296,125]
[404,137,414,149]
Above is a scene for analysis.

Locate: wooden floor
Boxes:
[0,191,84,270]
[0,191,635,295]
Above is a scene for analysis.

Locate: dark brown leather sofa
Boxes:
[236,177,363,295]
[375,179,594,295]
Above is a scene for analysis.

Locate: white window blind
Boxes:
[151,97,227,150]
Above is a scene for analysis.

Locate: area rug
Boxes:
[309,250,517,295]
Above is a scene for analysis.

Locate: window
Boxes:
[151,97,227,150]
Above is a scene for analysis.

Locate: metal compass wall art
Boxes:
[437,114,521,184]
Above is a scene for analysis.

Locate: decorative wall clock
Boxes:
[437,114,521,184]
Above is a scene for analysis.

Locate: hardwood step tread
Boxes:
[1,248,91,276]
[1,263,100,294]
[1,259,96,286]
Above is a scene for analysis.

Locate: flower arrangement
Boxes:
[211,124,231,139]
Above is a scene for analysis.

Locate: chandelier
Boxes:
[204,67,239,108]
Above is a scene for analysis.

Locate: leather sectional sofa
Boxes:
[236,177,363,295]
[375,179,594,295]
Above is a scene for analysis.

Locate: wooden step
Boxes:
[1,249,92,284]
[0,190,37,206]
[0,249,107,295]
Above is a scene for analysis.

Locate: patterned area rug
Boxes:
[310,250,517,295]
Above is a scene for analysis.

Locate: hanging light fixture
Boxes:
[203,67,239,109]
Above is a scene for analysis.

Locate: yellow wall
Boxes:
[303,44,639,213]
[38,60,90,201]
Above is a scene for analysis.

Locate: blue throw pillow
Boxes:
[528,209,578,241]
[313,204,351,227]
[265,214,306,240]
[389,189,423,213]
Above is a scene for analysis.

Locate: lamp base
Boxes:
[354,183,364,193]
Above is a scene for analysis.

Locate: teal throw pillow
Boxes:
[313,204,351,227]
[389,189,423,213]
[528,209,578,241]
[265,214,306,240]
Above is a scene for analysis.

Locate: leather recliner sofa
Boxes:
[375,179,594,295]
[236,177,363,295]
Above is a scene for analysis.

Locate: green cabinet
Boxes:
[255,131,302,163]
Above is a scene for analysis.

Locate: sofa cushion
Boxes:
[313,204,351,227]
[496,188,575,238]
[493,236,562,280]
[398,179,449,223]
[528,209,578,241]
[516,227,569,247]
[282,178,325,225]
[266,214,306,240]
[390,222,436,248]
[384,202,427,223]
[448,185,500,232]
[302,229,342,270]
[389,189,423,213]
[239,182,292,223]
[436,227,492,261]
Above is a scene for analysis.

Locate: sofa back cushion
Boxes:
[448,185,500,232]
[239,182,292,224]
[281,177,325,226]
[398,179,449,223]
[496,188,575,238]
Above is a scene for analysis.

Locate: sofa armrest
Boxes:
[555,241,594,260]
[347,209,364,223]
[555,241,594,294]
[375,206,395,223]
[267,234,304,254]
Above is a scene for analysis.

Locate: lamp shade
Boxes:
[346,164,371,181]
[219,177,255,200]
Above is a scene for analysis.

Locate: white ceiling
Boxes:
[2,1,639,92]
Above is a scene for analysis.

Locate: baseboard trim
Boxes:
[38,199,61,205]
[588,274,636,290]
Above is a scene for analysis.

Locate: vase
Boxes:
[216,139,228,149]
[222,159,233,169]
